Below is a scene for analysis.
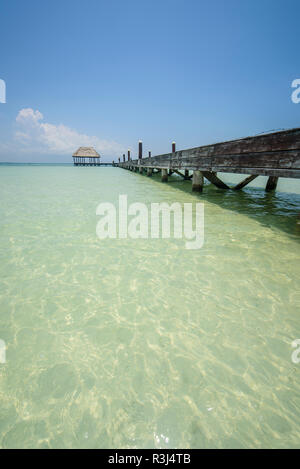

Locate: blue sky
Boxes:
[0,0,299,162]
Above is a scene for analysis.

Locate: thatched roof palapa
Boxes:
[73,147,100,158]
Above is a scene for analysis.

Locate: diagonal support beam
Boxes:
[202,171,230,189]
[233,174,258,190]
[173,169,187,179]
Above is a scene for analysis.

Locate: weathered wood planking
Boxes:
[118,128,300,178]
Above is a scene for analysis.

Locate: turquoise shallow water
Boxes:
[0,165,300,449]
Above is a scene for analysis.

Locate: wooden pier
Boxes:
[115,128,300,192]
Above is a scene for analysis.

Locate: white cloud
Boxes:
[13,108,124,157]
[16,108,44,125]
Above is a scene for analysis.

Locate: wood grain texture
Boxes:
[117,128,300,178]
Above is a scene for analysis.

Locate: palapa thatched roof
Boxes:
[72,147,100,158]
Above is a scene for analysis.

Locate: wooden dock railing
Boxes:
[114,128,300,192]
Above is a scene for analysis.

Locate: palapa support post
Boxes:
[147,168,153,177]
[266,176,279,192]
[192,170,204,192]
[161,168,168,182]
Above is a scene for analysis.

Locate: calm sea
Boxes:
[0,164,299,449]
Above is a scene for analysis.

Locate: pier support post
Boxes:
[184,170,189,180]
[266,176,278,192]
[170,142,176,176]
[192,170,204,192]
[128,150,131,161]
[139,140,143,159]
[161,169,168,182]
[147,168,153,177]
[138,140,143,173]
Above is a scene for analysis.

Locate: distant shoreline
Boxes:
[0,162,72,165]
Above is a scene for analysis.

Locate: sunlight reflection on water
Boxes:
[0,166,299,449]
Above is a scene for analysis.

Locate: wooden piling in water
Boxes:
[266,176,279,192]
[192,170,204,192]
[161,169,168,182]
